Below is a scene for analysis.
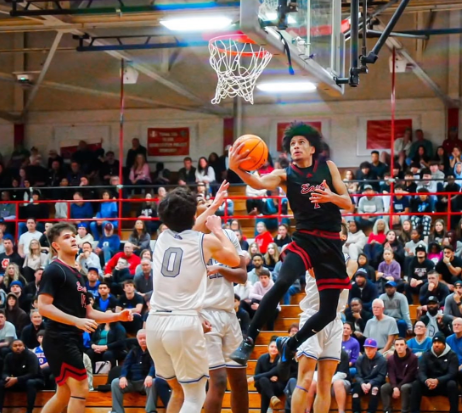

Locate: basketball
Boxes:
[234,134,269,171]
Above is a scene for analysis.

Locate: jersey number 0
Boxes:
[161,247,183,278]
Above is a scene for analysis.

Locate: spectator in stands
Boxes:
[383,230,405,266]
[427,242,443,264]
[20,310,44,349]
[435,245,462,289]
[410,333,458,413]
[77,241,102,276]
[370,150,388,179]
[342,321,360,368]
[433,145,451,174]
[94,223,120,265]
[419,271,450,307]
[90,190,118,240]
[343,221,367,261]
[419,296,453,338]
[352,338,386,413]
[412,146,431,170]
[134,258,153,297]
[235,230,249,252]
[17,218,42,258]
[345,298,372,347]
[38,222,52,254]
[22,239,46,283]
[363,219,388,268]
[105,242,141,276]
[47,158,64,189]
[349,269,378,312]
[444,279,462,319]
[364,298,398,354]
[100,151,119,184]
[247,253,266,285]
[71,191,93,230]
[0,192,16,223]
[380,281,412,338]
[0,236,20,272]
[446,318,462,384]
[10,281,30,313]
[406,244,434,302]
[377,249,402,291]
[129,153,151,194]
[407,321,432,358]
[355,185,384,229]
[87,309,126,373]
[94,282,118,312]
[137,193,159,234]
[443,127,462,155]
[75,226,94,250]
[128,220,151,255]
[116,280,143,335]
[264,243,280,272]
[5,293,29,336]
[395,128,412,167]
[178,156,196,186]
[429,219,447,245]
[195,156,216,188]
[125,138,147,170]
[248,338,284,412]
[18,191,48,234]
[134,250,152,277]
[356,162,378,192]
[24,268,42,302]
[273,224,291,250]
[357,253,375,281]
[254,222,273,254]
[85,268,101,298]
[67,161,83,186]
[380,337,418,413]
[0,339,43,413]
[408,129,433,160]
[110,329,167,413]
[0,310,15,359]
[248,270,280,331]
[410,189,433,240]
[234,293,250,336]
[3,264,26,292]
[105,257,132,296]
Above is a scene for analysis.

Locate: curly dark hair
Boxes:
[158,187,197,232]
[281,121,323,157]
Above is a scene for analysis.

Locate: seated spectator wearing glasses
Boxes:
[355,185,384,230]
[0,339,43,413]
[380,281,413,339]
[419,296,453,338]
[351,338,386,413]
[380,337,418,413]
[90,190,118,241]
[407,321,432,358]
[444,279,462,320]
[410,333,458,413]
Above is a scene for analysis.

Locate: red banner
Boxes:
[147,127,190,157]
[366,119,413,150]
[277,121,322,152]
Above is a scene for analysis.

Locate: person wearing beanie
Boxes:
[410,332,458,413]
[348,269,378,312]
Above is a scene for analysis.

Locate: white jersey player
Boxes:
[201,229,249,413]
[291,224,357,413]
[145,187,240,413]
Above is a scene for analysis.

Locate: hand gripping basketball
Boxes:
[229,135,269,172]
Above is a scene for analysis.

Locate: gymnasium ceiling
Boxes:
[0,0,460,119]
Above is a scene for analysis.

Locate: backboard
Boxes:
[240,0,346,96]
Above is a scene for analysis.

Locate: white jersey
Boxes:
[150,229,207,313]
[299,274,349,318]
[202,229,245,311]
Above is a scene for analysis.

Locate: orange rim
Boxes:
[209,34,270,58]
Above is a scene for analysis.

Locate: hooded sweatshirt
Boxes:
[387,348,418,388]
[418,344,458,385]
[355,351,387,387]
[5,293,29,336]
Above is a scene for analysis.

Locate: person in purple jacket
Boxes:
[380,337,418,413]
[377,249,402,292]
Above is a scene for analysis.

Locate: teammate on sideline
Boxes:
[146,187,240,413]
[38,222,133,413]
[229,122,353,367]
[194,186,249,413]
[292,223,357,413]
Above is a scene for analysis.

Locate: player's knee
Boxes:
[332,380,344,392]
[210,370,227,391]
[111,378,120,391]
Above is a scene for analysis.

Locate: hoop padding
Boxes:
[209,35,272,104]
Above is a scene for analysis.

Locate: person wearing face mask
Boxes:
[418,296,453,338]
[409,333,458,413]
[407,321,432,358]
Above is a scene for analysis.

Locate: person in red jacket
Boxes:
[380,337,418,413]
[104,242,141,275]
[254,222,273,254]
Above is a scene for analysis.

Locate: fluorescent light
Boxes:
[257,81,317,93]
[160,16,232,32]
[264,12,296,24]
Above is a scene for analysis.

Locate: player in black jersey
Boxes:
[38,223,133,413]
[229,122,353,369]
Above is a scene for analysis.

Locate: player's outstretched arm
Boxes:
[38,294,98,333]
[203,216,240,268]
[229,142,285,190]
[86,306,134,323]
[310,161,353,210]
[207,256,247,284]
[193,180,229,233]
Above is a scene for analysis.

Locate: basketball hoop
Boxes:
[209,34,272,104]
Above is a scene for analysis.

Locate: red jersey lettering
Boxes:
[300,182,325,209]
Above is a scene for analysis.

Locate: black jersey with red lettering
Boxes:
[285,160,342,232]
[38,259,91,334]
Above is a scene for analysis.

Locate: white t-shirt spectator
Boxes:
[195,166,216,184]
[18,231,43,253]
[0,321,17,341]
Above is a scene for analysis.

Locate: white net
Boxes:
[209,35,272,104]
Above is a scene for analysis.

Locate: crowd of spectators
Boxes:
[0,128,461,412]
